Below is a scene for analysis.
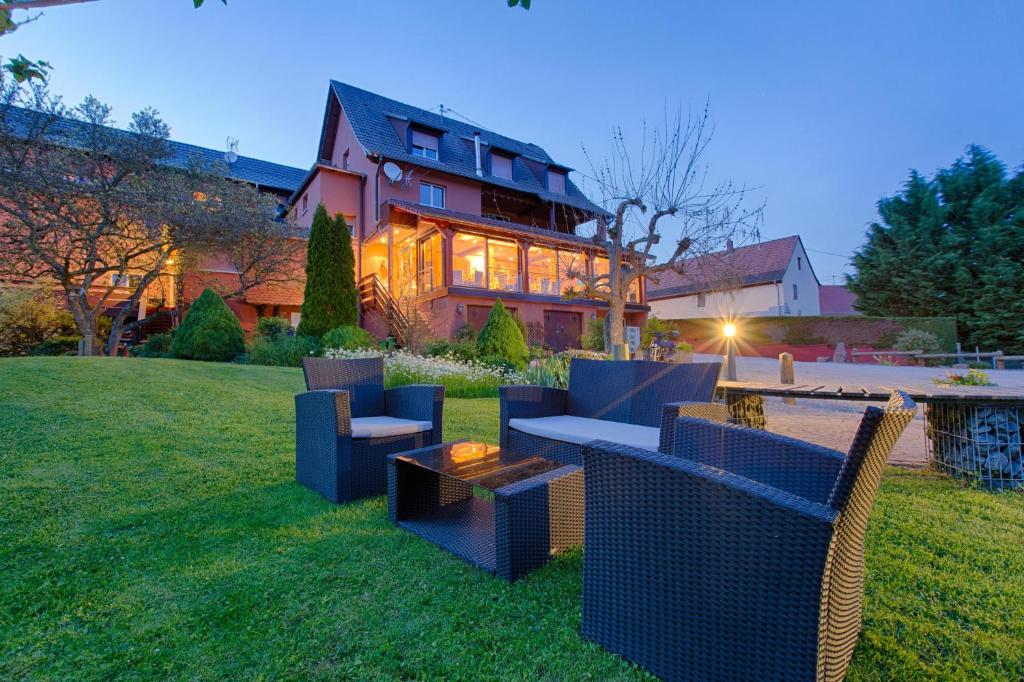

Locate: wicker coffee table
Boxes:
[387,441,584,581]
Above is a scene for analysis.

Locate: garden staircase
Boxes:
[358,274,430,347]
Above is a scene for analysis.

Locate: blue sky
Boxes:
[4,0,1023,282]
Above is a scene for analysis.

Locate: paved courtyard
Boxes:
[698,354,1024,467]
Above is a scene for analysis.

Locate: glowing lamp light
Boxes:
[723,323,737,339]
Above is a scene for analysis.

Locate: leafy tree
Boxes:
[0,77,301,355]
[170,288,245,362]
[476,299,528,368]
[848,146,1024,353]
[296,207,357,338]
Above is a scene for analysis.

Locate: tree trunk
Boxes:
[66,291,101,356]
[606,296,626,348]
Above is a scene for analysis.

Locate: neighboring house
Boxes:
[0,106,307,333]
[288,80,648,349]
[818,284,860,316]
[646,235,821,319]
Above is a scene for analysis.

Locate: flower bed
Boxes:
[322,348,529,398]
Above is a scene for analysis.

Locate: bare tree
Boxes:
[571,103,764,354]
[0,75,301,355]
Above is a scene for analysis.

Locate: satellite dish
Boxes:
[383,162,403,184]
[224,137,239,164]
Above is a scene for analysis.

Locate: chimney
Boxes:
[473,132,484,177]
[726,238,734,254]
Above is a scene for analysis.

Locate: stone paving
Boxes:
[697,354,1024,468]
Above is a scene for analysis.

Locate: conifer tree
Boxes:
[297,205,357,337]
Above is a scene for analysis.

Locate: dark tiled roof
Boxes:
[3,106,306,194]
[647,235,801,300]
[386,199,609,250]
[818,285,859,315]
[329,81,606,216]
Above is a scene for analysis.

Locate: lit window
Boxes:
[418,232,444,293]
[491,153,513,180]
[452,233,486,288]
[419,182,445,208]
[793,284,799,300]
[559,252,584,296]
[528,246,557,295]
[410,129,439,160]
[487,239,519,292]
[112,274,143,289]
[697,292,706,308]
[592,257,610,293]
[547,169,566,194]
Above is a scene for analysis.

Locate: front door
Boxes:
[543,310,582,351]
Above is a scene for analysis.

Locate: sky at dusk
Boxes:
[4,0,1023,282]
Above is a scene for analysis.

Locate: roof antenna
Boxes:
[224,137,239,164]
[439,103,445,122]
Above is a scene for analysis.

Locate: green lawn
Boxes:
[0,358,1021,680]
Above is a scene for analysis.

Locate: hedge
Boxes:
[666,316,958,352]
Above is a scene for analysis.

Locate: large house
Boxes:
[284,81,648,349]
[0,105,308,334]
[647,235,821,319]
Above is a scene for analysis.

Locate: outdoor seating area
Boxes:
[292,356,923,680]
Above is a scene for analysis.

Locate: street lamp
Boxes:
[723,322,738,381]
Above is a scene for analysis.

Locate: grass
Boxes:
[0,358,1021,680]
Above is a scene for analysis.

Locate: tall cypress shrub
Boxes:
[297,205,357,338]
[170,288,245,362]
[476,299,528,367]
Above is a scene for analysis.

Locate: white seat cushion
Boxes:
[350,416,432,439]
[508,415,660,451]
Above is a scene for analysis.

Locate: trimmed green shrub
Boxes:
[132,332,174,358]
[0,286,78,356]
[249,334,318,367]
[476,300,528,368]
[30,335,80,356]
[424,339,478,363]
[170,289,245,362]
[320,325,376,351]
[255,316,291,341]
[453,323,476,344]
[297,206,357,338]
[582,316,605,352]
[894,328,942,355]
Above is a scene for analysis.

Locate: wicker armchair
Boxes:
[581,391,917,682]
[499,358,724,465]
[296,357,443,503]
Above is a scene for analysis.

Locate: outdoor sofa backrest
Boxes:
[566,358,722,428]
[301,357,386,418]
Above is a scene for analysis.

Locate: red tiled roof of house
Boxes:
[818,284,859,315]
[646,235,801,300]
[245,280,304,307]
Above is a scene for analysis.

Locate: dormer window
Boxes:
[410,129,439,160]
[547,168,566,194]
[490,152,513,180]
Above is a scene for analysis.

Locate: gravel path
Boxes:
[697,354,1024,468]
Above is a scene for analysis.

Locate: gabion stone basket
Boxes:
[926,400,1024,490]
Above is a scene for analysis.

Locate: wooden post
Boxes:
[994,351,1004,370]
[779,352,795,384]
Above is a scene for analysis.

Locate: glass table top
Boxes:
[395,441,565,492]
